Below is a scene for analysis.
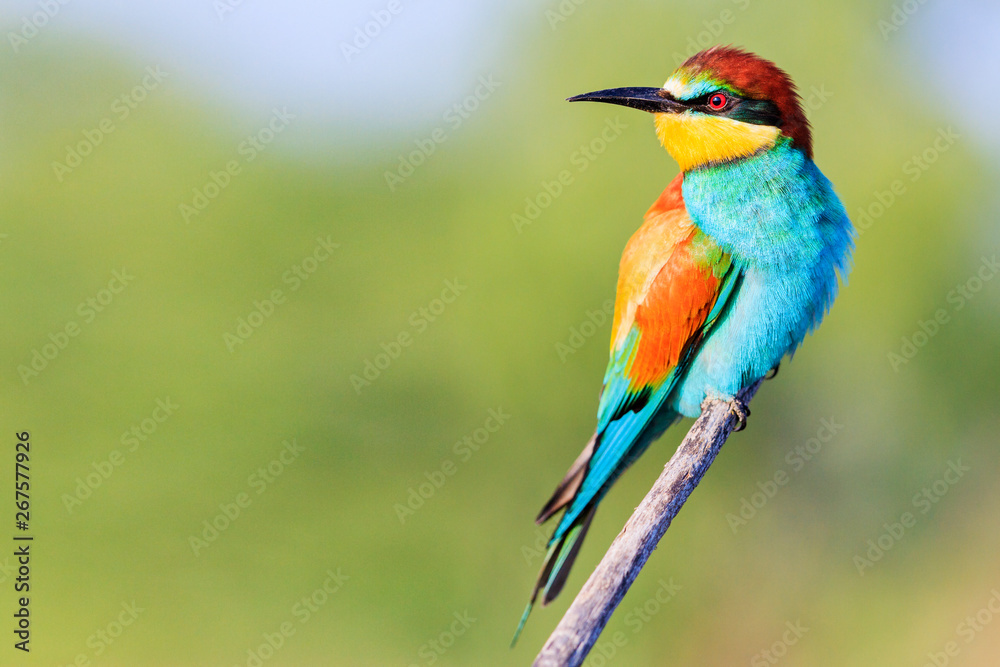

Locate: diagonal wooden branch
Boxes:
[533,380,762,667]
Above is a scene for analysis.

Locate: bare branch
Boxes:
[533,381,762,667]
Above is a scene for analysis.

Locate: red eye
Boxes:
[708,93,728,110]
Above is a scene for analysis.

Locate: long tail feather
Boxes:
[513,412,680,646]
[511,503,597,646]
[541,504,596,604]
[536,434,596,524]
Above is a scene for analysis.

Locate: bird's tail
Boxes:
[510,501,597,647]
[511,410,681,646]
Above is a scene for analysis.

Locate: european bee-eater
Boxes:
[515,46,853,640]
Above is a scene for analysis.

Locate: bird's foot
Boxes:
[765,363,780,380]
[729,398,751,432]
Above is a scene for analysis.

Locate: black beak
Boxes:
[567,87,687,114]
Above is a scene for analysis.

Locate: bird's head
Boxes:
[569,46,811,172]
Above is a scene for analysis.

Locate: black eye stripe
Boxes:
[688,92,729,106]
[688,91,737,110]
[686,91,783,127]
[730,99,782,127]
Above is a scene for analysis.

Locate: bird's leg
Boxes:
[701,393,751,432]
[765,363,780,380]
[728,397,751,432]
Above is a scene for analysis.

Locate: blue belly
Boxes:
[668,138,854,416]
[672,267,814,416]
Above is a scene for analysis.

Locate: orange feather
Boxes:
[610,175,724,390]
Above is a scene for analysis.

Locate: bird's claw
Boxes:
[729,399,750,432]
[765,363,780,380]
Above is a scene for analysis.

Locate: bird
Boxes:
[513,46,854,643]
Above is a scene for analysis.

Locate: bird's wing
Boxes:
[514,178,743,637]
[546,177,742,536]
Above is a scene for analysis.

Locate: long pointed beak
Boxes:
[567,87,687,113]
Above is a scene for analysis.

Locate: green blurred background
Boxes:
[2,0,999,664]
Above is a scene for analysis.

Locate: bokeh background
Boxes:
[2,0,999,664]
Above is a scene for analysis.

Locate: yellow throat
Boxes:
[654,112,780,171]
